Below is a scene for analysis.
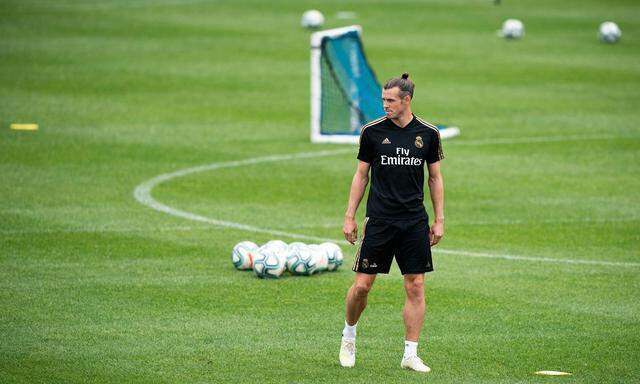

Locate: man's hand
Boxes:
[343,216,358,245]
[429,219,444,246]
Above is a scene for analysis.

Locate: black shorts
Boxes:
[352,216,434,275]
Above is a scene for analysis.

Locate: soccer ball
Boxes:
[599,21,621,44]
[253,247,286,279]
[320,242,344,271]
[231,241,258,270]
[308,244,329,272]
[261,240,288,253]
[286,247,319,275]
[288,242,307,252]
[501,18,524,40]
[301,9,324,29]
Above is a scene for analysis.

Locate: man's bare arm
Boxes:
[343,161,370,244]
[427,161,444,246]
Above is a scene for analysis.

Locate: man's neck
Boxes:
[390,110,413,128]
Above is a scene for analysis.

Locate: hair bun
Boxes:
[401,73,409,79]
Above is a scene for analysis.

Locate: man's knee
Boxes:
[353,280,373,298]
[404,276,424,299]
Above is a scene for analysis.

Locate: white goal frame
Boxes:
[310,25,460,144]
[310,25,363,144]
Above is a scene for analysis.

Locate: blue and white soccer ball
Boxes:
[301,9,324,29]
[253,247,286,279]
[599,21,621,44]
[261,240,288,253]
[501,18,524,40]
[308,244,329,272]
[286,247,319,275]
[320,242,344,271]
[231,241,258,270]
[287,242,307,252]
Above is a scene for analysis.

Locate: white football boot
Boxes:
[339,337,356,367]
[400,355,431,373]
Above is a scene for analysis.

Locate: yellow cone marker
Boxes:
[10,123,38,131]
[535,370,572,376]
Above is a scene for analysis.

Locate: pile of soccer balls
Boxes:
[232,240,344,279]
[499,18,622,44]
[301,9,622,45]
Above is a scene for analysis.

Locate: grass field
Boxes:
[1,0,639,382]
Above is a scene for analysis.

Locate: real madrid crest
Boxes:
[362,259,369,269]
[415,135,423,148]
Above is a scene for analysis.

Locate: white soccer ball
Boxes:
[288,242,307,252]
[599,21,621,44]
[308,244,329,272]
[231,241,258,270]
[320,242,344,271]
[253,247,286,279]
[286,247,319,275]
[501,18,524,40]
[261,240,288,253]
[301,9,324,29]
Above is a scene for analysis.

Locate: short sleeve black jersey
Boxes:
[357,115,444,220]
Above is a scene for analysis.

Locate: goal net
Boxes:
[310,25,459,144]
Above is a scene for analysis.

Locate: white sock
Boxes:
[404,340,418,358]
[342,321,357,339]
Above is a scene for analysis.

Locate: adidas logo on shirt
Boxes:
[382,138,391,144]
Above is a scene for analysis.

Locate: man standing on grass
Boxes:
[339,73,445,373]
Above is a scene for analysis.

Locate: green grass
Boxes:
[1,0,639,382]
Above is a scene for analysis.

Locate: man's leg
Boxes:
[400,273,430,372]
[346,272,376,325]
[340,272,376,368]
[402,273,425,341]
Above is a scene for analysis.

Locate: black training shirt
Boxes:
[357,115,444,220]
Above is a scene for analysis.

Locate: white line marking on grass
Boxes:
[449,133,637,146]
[0,226,203,235]
[437,249,640,268]
[134,149,352,244]
[133,148,640,268]
[287,216,640,229]
[453,217,640,226]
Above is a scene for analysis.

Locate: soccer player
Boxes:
[338,73,444,373]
